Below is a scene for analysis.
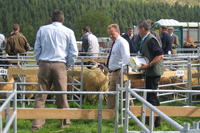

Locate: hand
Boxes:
[138,63,149,71]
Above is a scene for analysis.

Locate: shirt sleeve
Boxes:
[66,31,78,69]
[149,38,164,56]
[23,36,30,51]
[34,29,42,63]
[166,34,172,51]
[120,40,130,70]
[5,39,11,54]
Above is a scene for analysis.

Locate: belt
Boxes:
[40,60,64,63]
[109,69,120,73]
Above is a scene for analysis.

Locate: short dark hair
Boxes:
[51,9,64,22]
[138,20,150,31]
[12,24,20,31]
[161,25,168,30]
[82,26,90,32]
[146,19,152,28]
[128,27,133,30]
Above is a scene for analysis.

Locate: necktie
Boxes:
[107,41,115,68]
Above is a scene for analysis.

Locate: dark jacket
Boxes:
[5,32,30,55]
[134,29,162,53]
[161,32,172,54]
[122,33,137,53]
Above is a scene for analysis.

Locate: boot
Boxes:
[155,116,162,127]
[145,117,149,125]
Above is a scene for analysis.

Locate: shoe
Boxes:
[60,119,71,129]
[155,117,162,127]
[30,126,42,132]
[60,124,70,129]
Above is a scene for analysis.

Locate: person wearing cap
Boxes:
[168,27,179,54]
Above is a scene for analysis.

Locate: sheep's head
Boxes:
[97,64,109,76]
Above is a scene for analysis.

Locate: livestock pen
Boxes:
[1,51,200,132]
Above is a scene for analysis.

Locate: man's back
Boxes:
[34,22,78,67]
[87,33,99,56]
[5,32,29,55]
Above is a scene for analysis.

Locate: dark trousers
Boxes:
[145,76,160,106]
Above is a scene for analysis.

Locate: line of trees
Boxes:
[0,0,200,46]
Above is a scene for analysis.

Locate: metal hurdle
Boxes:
[0,83,17,133]
[0,85,118,133]
[0,52,110,109]
[123,80,200,133]
[0,55,84,108]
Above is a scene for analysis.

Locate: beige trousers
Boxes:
[107,70,121,109]
[106,70,134,109]
[32,61,70,128]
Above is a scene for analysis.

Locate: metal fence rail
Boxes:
[0,83,17,133]
[123,80,200,133]
[0,82,118,133]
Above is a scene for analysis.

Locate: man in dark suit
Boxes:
[122,27,137,54]
[160,25,172,55]
[168,27,179,54]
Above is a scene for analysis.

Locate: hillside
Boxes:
[0,0,200,45]
[138,0,200,7]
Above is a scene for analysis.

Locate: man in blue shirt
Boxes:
[31,9,78,131]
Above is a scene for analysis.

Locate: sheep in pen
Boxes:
[0,65,110,105]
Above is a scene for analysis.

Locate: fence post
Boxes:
[0,113,2,133]
[120,61,124,126]
[6,93,10,133]
[141,91,147,132]
[124,80,130,133]
[187,57,192,106]
[149,110,154,132]
[98,94,103,133]
[120,87,124,126]
[115,84,120,133]
[80,57,84,109]
[13,82,17,133]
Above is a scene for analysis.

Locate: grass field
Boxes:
[2,99,200,133]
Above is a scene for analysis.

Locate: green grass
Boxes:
[2,100,200,133]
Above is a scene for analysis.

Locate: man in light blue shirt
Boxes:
[31,9,78,131]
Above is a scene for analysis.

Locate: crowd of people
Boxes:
[0,9,181,131]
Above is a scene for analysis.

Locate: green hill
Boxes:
[0,0,199,45]
[125,0,200,7]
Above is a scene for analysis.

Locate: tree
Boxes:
[71,11,114,40]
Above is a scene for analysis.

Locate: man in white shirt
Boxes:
[31,9,78,131]
[106,24,130,109]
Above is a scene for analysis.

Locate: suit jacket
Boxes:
[122,33,137,53]
[161,33,172,54]
[171,34,179,54]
